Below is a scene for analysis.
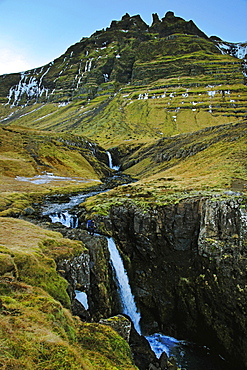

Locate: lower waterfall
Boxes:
[107,237,141,334]
[106,237,227,370]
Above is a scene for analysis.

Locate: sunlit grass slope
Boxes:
[83,121,247,215]
[1,78,246,148]
[0,217,138,370]
[123,121,247,186]
[0,31,246,149]
[0,125,105,179]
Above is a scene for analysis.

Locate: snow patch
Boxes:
[16,173,100,185]
[182,93,189,98]
[6,69,50,106]
[217,42,247,59]
[208,90,217,98]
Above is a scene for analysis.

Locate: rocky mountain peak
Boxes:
[150,10,208,39]
[108,13,148,32]
[106,11,208,39]
[151,12,161,26]
[162,11,180,21]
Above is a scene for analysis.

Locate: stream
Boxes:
[24,152,230,370]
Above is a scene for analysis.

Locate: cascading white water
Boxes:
[49,211,78,228]
[107,237,141,334]
[106,237,224,370]
[106,151,120,171]
[41,191,99,228]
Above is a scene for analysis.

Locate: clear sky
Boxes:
[0,0,246,75]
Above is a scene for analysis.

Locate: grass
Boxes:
[0,282,138,369]
[0,125,105,216]
[1,48,246,148]
[0,126,103,179]
[0,217,85,306]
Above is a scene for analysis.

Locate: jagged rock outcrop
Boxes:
[149,11,208,39]
[99,314,132,341]
[95,195,247,369]
[99,314,179,370]
[108,13,149,32]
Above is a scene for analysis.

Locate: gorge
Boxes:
[26,167,246,370]
[0,9,247,370]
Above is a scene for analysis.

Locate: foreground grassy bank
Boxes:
[0,218,138,370]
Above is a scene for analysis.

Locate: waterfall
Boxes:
[49,211,78,228]
[107,237,141,334]
[106,151,120,171]
[106,237,223,369]
[40,191,227,369]
[41,191,99,228]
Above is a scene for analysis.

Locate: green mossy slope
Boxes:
[83,121,247,216]
[0,218,138,370]
[0,14,246,148]
[0,126,106,179]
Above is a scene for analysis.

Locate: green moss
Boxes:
[0,282,137,369]
[78,323,137,369]
[13,251,70,307]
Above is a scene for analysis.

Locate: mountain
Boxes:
[0,11,246,148]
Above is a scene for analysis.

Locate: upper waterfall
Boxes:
[106,151,120,171]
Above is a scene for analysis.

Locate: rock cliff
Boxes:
[92,195,247,369]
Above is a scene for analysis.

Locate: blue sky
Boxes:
[0,0,246,75]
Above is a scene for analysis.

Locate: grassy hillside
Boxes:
[0,125,111,217]
[0,21,246,148]
[1,76,246,149]
[0,218,138,370]
[83,121,247,216]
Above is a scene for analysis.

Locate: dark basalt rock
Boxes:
[95,195,247,369]
[108,13,149,32]
[149,11,208,39]
[55,229,120,321]
[72,298,91,322]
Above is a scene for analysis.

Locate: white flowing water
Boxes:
[106,151,120,171]
[145,333,179,358]
[41,187,229,369]
[106,237,225,370]
[107,237,141,334]
[48,211,78,228]
[41,191,99,227]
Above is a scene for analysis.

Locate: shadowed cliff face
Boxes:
[100,196,247,369]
